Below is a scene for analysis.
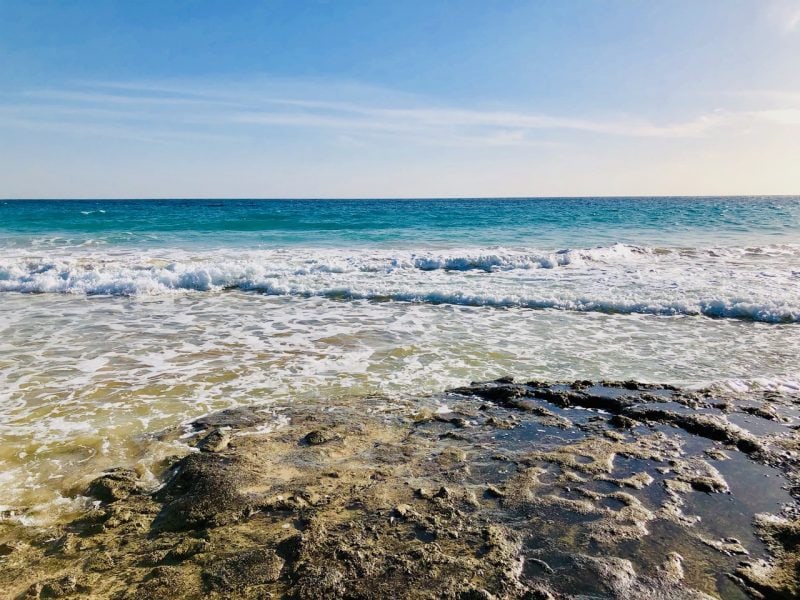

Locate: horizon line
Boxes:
[3,194,799,202]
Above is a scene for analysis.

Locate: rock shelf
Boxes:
[1,380,798,599]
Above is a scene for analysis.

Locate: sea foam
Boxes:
[1,243,798,322]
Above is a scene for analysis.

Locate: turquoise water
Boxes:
[2,197,800,249]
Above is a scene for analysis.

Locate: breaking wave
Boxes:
[1,243,798,323]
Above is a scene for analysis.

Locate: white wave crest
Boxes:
[1,243,798,323]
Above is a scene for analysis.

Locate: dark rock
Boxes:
[436,415,470,428]
[528,557,555,574]
[164,537,208,562]
[196,428,231,452]
[434,486,452,499]
[574,393,637,413]
[34,574,80,598]
[304,429,339,445]
[46,533,78,556]
[414,487,432,499]
[82,552,115,572]
[688,476,728,494]
[485,485,506,498]
[87,468,141,503]
[523,588,556,600]
[451,382,528,406]
[203,548,284,592]
[152,452,257,531]
[742,405,780,421]
[571,380,594,390]
[191,406,270,431]
[625,407,762,454]
[458,587,495,599]
[440,430,469,440]
[600,380,679,391]
[609,414,637,429]
[0,541,20,556]
[124,566,196,600]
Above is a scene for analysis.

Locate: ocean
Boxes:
[1,197,799,525]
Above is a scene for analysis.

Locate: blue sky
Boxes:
[1,0,800,198]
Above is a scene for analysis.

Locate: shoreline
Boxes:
[1,379,798,599]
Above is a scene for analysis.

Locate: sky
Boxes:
[1,0,800,198]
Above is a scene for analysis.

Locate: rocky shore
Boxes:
[1,379,798,599]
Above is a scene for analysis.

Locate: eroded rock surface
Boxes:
[1,380,798,599]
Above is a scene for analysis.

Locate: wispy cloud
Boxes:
[767,0,800,33]
[721,89,800,104]
[0,78,797,148]
[752,108,800,125]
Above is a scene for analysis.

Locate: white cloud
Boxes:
[767,0,800,33]
[0,78,742,148]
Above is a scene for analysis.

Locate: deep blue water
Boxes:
[2,197,799,250]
